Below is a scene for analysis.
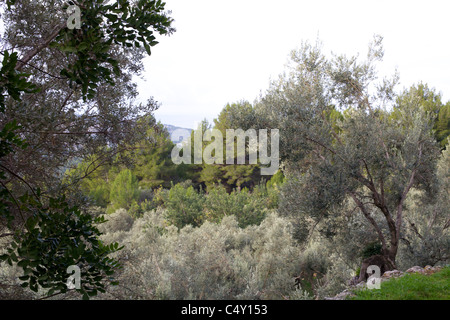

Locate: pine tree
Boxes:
[109,169,139,211]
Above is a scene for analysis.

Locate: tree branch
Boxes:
[396,144,422,239]
[0,164,39,200]
[348,191,388,253]
[0,233,14,238]
[15,22,66,71]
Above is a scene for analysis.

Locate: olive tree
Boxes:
[251,36,441,269]
[0,0,174,298]
[1,0,174,192]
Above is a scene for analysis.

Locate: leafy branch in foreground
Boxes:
[1,195,123,299]
[0,25,124,299]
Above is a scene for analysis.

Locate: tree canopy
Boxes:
[0,0,174,299]
[240,36,442,268]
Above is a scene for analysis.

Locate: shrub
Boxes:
[202,184,231,223]
[154,182,273,230]
[164,184,205,228]
[109,169,139,211]
[98,211,303,300]
[204,185,268,228]
[98,208,135,234]
[138,189,154,203]
[233,188,268,228]
[151,186,169,208]
[86,180,110,207]
[128,200,143,219]
[361,242,383,260]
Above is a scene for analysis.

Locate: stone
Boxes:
[325,289,355,300]
[406,266,425,274]
[327,264,445,300]
[382,269,403,279]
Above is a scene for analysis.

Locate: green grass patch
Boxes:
[350,266,450,300]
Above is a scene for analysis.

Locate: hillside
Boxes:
[163,124,192,144]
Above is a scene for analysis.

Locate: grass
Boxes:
[349,266,450,300]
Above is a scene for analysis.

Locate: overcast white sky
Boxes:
[136,0,450,129]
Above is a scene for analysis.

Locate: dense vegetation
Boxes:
[0,1,449,300]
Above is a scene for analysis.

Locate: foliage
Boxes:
[156,181,280,229]
[164,183,206,229]
[97,211,303,300]
[198,164,223,188]
[64,155,112,207]
[204,184,268,228]
[222,165,258,190]
[0,196,122,299]
[109,169,140,212]
[0,0,174,299]
[97,208,135,235]
[71,99,279,211]
[20,0,174,99]
[264,170,285,208]
[69,122,193,209]
[0,46,120,299]
[0,0,173,194]
[249,36,441,268]
[211,101,264,190]
[435,103,450,148]
[395,83,450,148]
[84,178,111,208]
[131,122,184,189]
[0,51,37,111]
[361,242,383,260]
[397,145,450,268]
[266,170,285,188]
[186,103,272,192]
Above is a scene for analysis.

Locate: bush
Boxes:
[86,180,110,207]
[153,182,275,229]
[361,242,383,260]
[98,211,303,300]
[98,208,135,234]
[204,185,268,228]
[138,189,154,203]
[109,169,139,212]
[164,183,205,228]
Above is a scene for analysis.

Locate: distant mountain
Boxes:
[163,124,192,144]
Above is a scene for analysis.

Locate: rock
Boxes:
[326,264,446,300]
[325,289,355,300]
[423,265,442,275]
[406,266,425,274]
[382,269,403,279]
